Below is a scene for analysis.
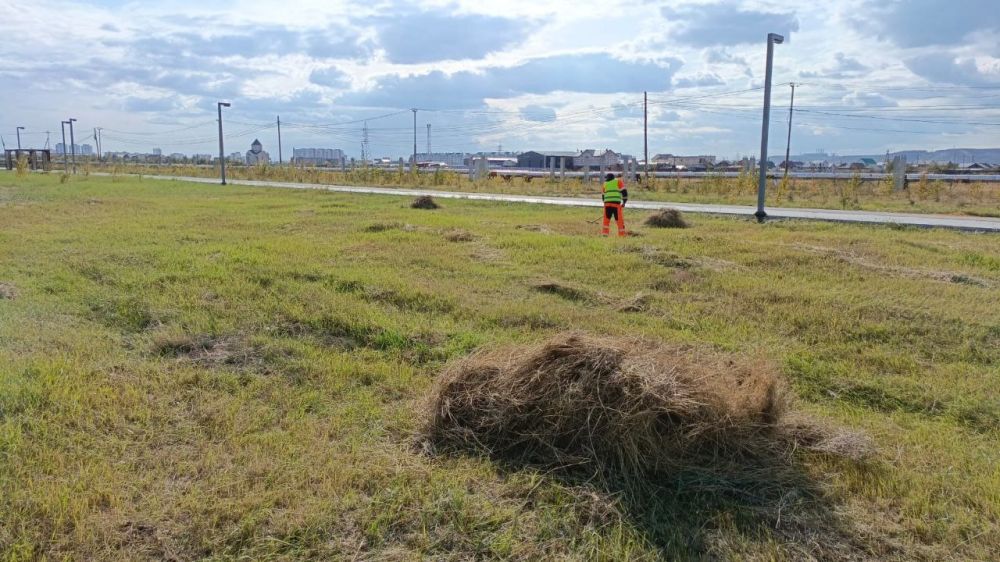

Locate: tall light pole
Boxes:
[276,115,283,165]
[60,121,69,172]
[643,91,649,184]
[217,102,230,185]
[411,108,417,169]
[68,118,77,174]
[16,126,24,150]
[755,32,784,221]
[783,83,796,180]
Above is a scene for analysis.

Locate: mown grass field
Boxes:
[83,161,1000,217]
[1,172,998,561]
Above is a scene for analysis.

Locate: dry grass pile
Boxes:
[0,282,16,299]
[423,333,869,479]
[410,195,439,209]
[443,229,475,242]
[645,208,689,228]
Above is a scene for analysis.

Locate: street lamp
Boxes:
[60,121,69,172]
[217,102,231,185]
[16,126,24,150]
[68,118,78,174]
[755,32,784,222]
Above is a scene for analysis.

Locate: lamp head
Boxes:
[219,102,231,108]
[768,33,784,44]
[16,126,24,130]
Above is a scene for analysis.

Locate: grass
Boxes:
[85,161,1000,217]
[1,172,998,560]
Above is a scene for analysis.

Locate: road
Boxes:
[138,174,1000,232]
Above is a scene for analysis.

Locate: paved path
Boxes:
[142,174,1000,232]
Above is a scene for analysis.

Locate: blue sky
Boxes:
[1,0,998,159]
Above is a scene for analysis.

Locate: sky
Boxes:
[1,0,999,160]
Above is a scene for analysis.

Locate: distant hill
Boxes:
[791,148,1000,165]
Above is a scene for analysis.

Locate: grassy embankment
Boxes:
[80,161,1000,217]
[1,172,998,560]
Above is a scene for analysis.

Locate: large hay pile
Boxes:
[423,333,807,478]
[411,196,439,209]
[645,208,689,228]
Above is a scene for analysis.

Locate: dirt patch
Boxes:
[0,282,16,300]
[531,280,591,302]
[411,196,439,209]
[617,293,652,313]
[422,333,870,483]
[364,222,403,233]
[443,229,475,242]
[791,243,995,288]
[645,209,689,228]
[115,521,179,562]
[150,332,276,369]
[516,224,552,234]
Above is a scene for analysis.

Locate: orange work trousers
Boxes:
[601,203,626,236]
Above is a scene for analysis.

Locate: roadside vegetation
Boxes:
[1,173,998,560]
[76,161,1000,217]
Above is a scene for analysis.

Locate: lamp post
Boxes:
[16,126,24,150]
[217,102,231,185]
[60,121,69,172]
[68,118,77,174]
[755,32,784,221]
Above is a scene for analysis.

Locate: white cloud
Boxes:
[1,0,998,159]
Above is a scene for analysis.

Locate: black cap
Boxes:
[605,173,615,181]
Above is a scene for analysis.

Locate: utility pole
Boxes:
[60,121,68,172]
[68,118,77,173]
[426,123,431,155]
[411,108,417,168]
[95,127,103,161]
[16,126,24,150]
[643,91,649,183]
[217,101,231,185]
[755,32,784,221]
[783,83,796,179]
[44,131,50,150]
[276,115,283,165]
[361,121,369,164]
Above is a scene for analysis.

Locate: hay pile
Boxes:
[411,196,439,209]
[645,208,689,228]
[422,333,806,478]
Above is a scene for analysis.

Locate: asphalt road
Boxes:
[140,174,1000,232]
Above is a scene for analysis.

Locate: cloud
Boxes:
[519,105,556,122]
[858,0,999,48]
[310,67,351,88]
[662,3,799,46]
[122,96,184,112]
[800,52,870,79]
[340,53,681,109]
[121,26,369,60]
[904,53,1000,86]
[371,10,534,63]
[613,103,642,119]
[673,73,724,88]
[842,92,898,108]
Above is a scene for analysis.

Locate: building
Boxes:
[292,147,345,166]
[80,144,94,156]
[516,151,580,169]
[415,152,467,167]
[55,143,81,155]
[575,149,622,170]
[652,154,717,170]
[245,139,270,165]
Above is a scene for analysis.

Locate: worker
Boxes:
[601,172,628,237]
